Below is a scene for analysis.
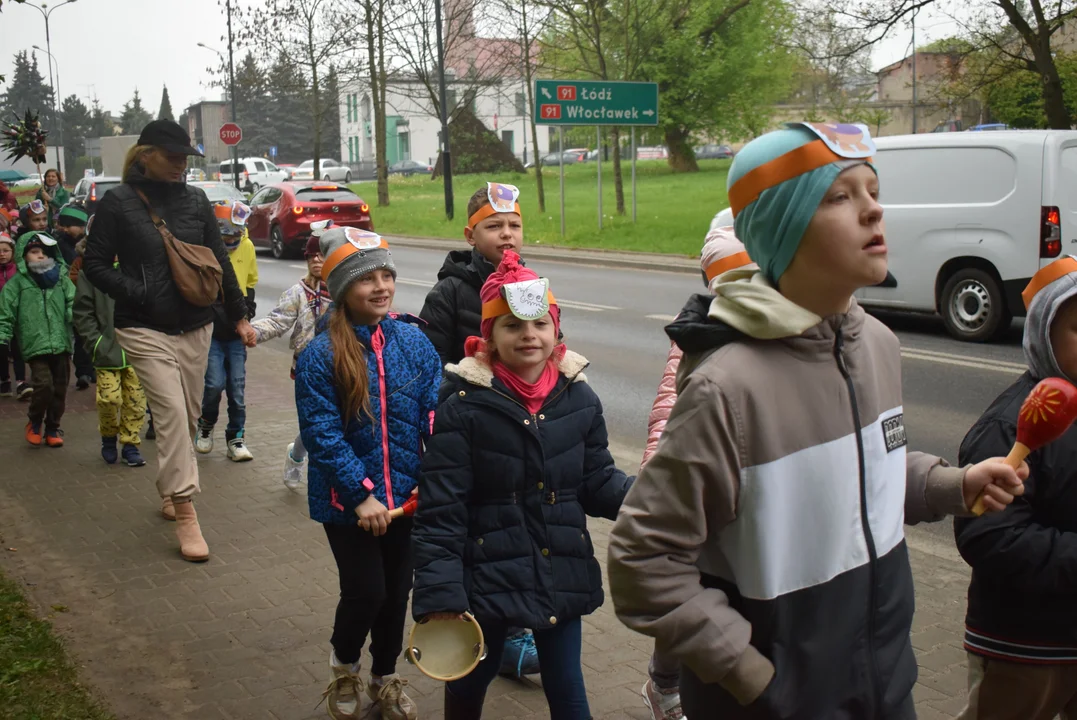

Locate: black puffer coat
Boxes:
[412,350,633,629]
[82,164,247,335]
[419,249,495,366]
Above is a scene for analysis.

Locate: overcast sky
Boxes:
[2,0,958,118]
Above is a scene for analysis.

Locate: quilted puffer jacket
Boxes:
[82,164,247,335]
[295,311,441,524]
[252,277,331,375]
[411,350,634,630]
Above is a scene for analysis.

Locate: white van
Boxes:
[218,157,288,193]
[868,130,1077,341]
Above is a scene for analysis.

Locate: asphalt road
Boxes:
[251,245,1029,557]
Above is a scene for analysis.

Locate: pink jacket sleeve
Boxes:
[641,342,683,469]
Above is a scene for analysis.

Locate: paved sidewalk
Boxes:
[0,344,974,719]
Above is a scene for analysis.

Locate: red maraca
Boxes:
[388,493,418,519]
[971,376,1077,515]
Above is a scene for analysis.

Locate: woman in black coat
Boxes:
[412,251,632,720]
[83,119,255,564]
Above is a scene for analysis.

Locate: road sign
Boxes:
[196,143,205,155]
[219,123,243,146]
[535,80,658,126]
[269,145,277,158]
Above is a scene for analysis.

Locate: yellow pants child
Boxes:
[97,367,147,444]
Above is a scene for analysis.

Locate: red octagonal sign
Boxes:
[219,122,242,146]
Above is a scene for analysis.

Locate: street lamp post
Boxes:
[197,0,240,191]
[32,45,63,174]
[434,0,453,220]
[26,0,77,171]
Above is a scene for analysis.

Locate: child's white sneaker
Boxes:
[227,436,253,462]
[195,422,213,454]
[368,675,417,720]
[320,651,363,719]
[283,442,306,489]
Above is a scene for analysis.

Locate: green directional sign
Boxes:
[535,80,658,126]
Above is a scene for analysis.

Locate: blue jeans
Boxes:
[200,338,246,440]
[449,617,590,719]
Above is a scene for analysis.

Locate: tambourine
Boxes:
[406,612,487,681]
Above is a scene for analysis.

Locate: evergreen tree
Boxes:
[322,66,342,162]
[0,51,56,134]
[88,99,114,139]
[61,94,92,172]
[157,85,175,122]
[120,89,154,134]
[233,53,274,158]
[267,52,311,163]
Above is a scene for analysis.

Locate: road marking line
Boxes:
[646,313,677,322]
[395,278,619,312]
[396,278,435,288]
[288,264,308,270]
[901,346,1026,370]
[900,350,1023,375]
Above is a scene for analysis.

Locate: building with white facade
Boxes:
[338,76,551,171]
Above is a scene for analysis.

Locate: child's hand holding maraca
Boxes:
[963,458,1028,514]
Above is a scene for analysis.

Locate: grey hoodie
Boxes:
[1023,268,1077,382]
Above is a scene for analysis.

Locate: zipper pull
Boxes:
[531,413,538,425]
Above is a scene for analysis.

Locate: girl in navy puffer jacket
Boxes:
[295,228,440,720]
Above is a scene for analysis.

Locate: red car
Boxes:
[247,182,374,259]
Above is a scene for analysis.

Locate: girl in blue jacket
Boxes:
[295,228,440,720]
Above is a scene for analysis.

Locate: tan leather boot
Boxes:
[172,500,209,562]
[161,496,176,521]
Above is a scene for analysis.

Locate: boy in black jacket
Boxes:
[956,256,1077,720]
[418,182,540,679]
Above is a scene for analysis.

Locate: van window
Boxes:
[875,147,1017,205]
[254,161,268,172]
[220,162,243,175]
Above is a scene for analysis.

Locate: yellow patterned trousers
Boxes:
[96,367,147,445]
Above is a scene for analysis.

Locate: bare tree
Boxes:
[787,7,879,122]
[354,0,392,205]
[494,0,552,211]
[238,0,363,178]
[841,0,1077,128]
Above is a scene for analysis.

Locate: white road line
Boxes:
[288,263,307,270]
[646,313,678,322]
[394,278,620,312]
[900,350,1023,375]
[901,346,1027,370]
[396,278,435,288]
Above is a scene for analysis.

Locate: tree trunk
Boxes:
[610,126,625,215]
[309,42,322,182]
[1035,44,1070,129]
[365,0,389,206]
[665,125,698,172]
[523,48,545,212]
[376,1,390,205]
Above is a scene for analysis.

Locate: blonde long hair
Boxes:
[122,144,155,179]
[329,307,373,426]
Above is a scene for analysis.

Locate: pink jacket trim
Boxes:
[642,342,683,469]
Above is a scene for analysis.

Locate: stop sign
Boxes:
[219,122,242,146]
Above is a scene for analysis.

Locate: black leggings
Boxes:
[0,340,25,383]
[324,517,414,675]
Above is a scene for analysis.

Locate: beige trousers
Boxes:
[116,325,211,500]
[958,653,1077,720]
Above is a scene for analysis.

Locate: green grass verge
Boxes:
[0,570,114,720]
[350,158,732,257]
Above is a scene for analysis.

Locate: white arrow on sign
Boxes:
[541,88,553,99]
[642,109,655,116]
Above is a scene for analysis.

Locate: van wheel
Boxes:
[345,171,352,183]
[940,268,1011,342]
[270,226,288,259]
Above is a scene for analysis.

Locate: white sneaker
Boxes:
[194,424,213,454]
[283,443,306,489]
[319,651,362,719]
[227,437,254,462]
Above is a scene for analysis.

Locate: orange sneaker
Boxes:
[45,429,64,448]
[25,422,43,446]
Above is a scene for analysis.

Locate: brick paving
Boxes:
[0,343,975,719]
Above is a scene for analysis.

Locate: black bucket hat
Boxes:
[137,119,204,157]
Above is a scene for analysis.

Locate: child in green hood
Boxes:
[0,231,76,447]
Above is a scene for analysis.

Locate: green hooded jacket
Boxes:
[72,240,128,369]
[0,231,75,360]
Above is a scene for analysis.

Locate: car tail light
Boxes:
[1042,206,1062,258]
[90,184,97,203]
[359,203,369,213]
[292,206,304,215]
[312,185,337,191]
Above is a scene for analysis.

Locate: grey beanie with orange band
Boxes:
[319,227,397,303]
[1024,255,1077,383]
